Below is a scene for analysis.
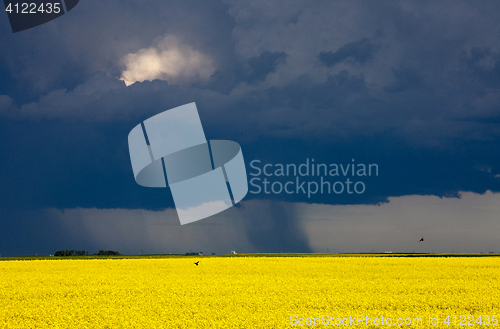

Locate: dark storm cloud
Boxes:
[1,67,500,215]
[318,38,380,68]
[460,47,500,89]
[0,0,236,97]
[245,51,288,84]
[209,51,287,93]
[2,0,500,255]
[383,65,423,93]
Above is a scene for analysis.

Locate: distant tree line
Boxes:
[54,250,87,256]
[54,250,120,256]
[95,250,120,256]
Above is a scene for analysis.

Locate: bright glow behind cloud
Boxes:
[120,35,215,86]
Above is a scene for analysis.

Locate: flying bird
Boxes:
[194,261,199,266]
[419,238,424,242]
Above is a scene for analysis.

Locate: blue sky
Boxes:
[1,1,500,256]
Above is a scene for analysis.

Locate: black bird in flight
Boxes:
[419,238,424,242]
[194,261,199,266]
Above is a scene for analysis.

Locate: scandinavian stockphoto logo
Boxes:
[4,0,79,33]
[128,103,248,225]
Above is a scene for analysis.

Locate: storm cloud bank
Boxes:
[1,1,500,255]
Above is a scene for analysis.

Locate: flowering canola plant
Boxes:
[0,256,499,328]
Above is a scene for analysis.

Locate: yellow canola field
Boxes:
[0,256,499,328]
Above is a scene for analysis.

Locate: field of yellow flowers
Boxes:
[0,255,499,328]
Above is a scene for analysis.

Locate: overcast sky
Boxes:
[1,1,500,256]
